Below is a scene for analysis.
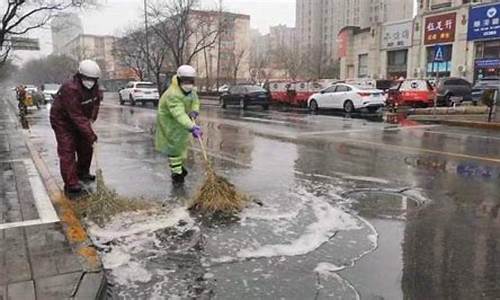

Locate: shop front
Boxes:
[381,20,412,79]
[424,12,456,78]
[467,3,500,81]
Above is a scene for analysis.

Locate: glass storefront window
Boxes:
[426,45,452,77]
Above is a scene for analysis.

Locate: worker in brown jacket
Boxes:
[50,60,102,195]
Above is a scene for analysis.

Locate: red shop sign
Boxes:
[337,30,349,58]
[424,12,456,45]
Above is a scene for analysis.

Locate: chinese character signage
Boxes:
[381,20,413,50]
[468,3,500,41]
[424,12,456,45]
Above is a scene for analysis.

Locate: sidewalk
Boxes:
[408,113,500,130]
[0,97,105,299]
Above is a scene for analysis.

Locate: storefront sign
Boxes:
[468,3,500,41]
[475,58,500,68]
[424,12,456,45]
[381,21,412,50]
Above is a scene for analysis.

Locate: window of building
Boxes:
[358,54,369,77]
[426,45,452,77]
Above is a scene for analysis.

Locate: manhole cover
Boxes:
[344,189,428,220]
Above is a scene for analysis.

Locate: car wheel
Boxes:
[309,99,318,112]
[129,95,136,106]
[343,100,355,113]
[119,94,124,105]
[240,98,247,110]
[444,94,453,107]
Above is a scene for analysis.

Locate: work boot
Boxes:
[79,173,96,182]
[171,173,185,185]
[64,184,83,198]
[181,167,188,178]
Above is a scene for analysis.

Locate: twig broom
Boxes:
[189,136,247,215]
[74,144,157,227]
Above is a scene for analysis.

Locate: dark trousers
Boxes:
[53,127,93,188]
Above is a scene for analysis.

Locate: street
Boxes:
[22,93,500,299]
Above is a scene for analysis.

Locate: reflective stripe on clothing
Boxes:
[168,155,184,175]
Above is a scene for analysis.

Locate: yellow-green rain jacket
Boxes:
[155,75,200,157]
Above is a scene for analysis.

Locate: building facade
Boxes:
[269,25,297,52]
[339,0,499,82]
[296,0,414,67]
[61,34,129,80]
[50,13,83,55]
[191,11,251,85]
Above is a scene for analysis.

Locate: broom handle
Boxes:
[197,137,209,163]
[192,117,209,164]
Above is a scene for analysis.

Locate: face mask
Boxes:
[82,80,96,90]
[181,84,194,93]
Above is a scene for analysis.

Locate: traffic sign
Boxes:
[10,37,40,51]
[434,44,444,62]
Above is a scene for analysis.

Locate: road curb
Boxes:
[24,133,103,272]
[408,116,500,130]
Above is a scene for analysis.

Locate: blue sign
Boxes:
[468,3,500,41]
[433,44,445,62]
[475,58,500,68]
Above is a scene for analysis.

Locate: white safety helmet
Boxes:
[78,59,102,79]
[177,65,196,79]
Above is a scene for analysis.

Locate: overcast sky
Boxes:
[13,0,295,64]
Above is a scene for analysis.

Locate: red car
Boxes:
[387,79,436,108]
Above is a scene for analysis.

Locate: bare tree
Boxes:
[0,0,97,65]
[15,54,78,86]
[272,46,302,81]
[147,0,223,68]
[229,49,245,84]
[113,25,171,92]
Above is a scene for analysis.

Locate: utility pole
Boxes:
[144,0,151,80]
[216,0,222,91]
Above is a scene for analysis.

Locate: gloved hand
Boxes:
[191,125,203,139]
[188,111,199,120]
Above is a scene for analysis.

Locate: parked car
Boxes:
[435,77,472,106]
[24,84,38,94]
[41,83,61,103]
[118,81,160,106]
[307,83,385,113]
[472,77,500,104]
[220,85,270,110]
[387,79,435,108]
[218,84,230,93]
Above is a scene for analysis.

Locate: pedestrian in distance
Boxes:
[155,65,202,184]
[50,60,103,196]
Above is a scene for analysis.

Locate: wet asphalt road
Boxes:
[21,93,500,299]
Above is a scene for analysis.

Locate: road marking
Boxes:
[420,129,500,141]
[299,125,440,136]
[334,136,500,164]
[24,159,59,223]
[0,159,59,230]
[242,117,289,125]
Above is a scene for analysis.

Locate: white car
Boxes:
[119,81,160,106]
[42,83,61,103]
[308,83,385,113]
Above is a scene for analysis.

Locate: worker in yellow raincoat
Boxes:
[155,65,202,184]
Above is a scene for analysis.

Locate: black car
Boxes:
[435,77,473,106]
[220,85,270,110]
[472,77,500,104]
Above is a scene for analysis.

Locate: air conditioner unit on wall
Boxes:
[458,65,467,74]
